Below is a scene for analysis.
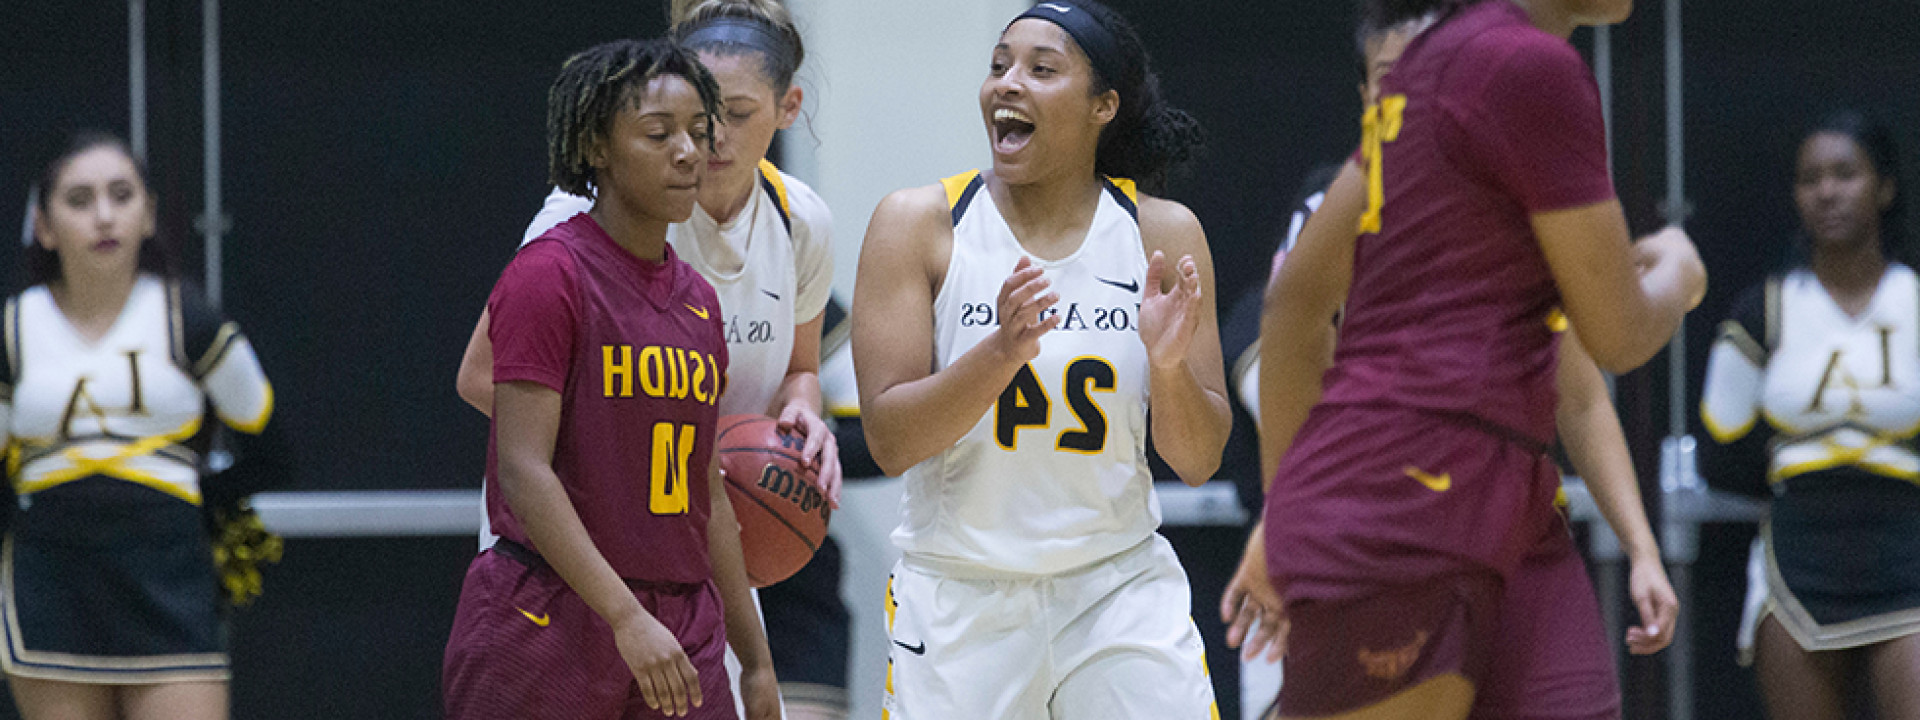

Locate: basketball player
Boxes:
[454,4,846,716]
[459,0,840,507]
[3,132,282,720]
[440,39,778,719]
[1220,15,1681,680]
[1236,0,1708,716]
[852,2,1226,718]
[1700,111,1920,720]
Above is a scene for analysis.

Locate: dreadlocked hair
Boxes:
[546,38,723,199]
[1064,0,1203,195]
[671,0,806,97]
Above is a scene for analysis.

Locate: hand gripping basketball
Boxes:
[718,415,832,587]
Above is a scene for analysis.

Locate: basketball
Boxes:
[717,414,831,587]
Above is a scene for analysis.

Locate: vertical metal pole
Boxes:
[129,0,147,161]
[1589,26,1629,684]
[1593,25,1619,402]
[1664,0,1687,439]
[1595,25,1614,170]
[202,0,223,309]
[1662,2,1692,718]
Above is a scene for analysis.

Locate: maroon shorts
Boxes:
[443,543,736,720]
[1267,405,1564,605]
[1276,517,1618,719]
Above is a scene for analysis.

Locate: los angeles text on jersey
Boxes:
[958,301,1142,332]
[722,313,780,345]
[600,344,723,405]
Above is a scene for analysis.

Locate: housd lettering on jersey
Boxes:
[958,301,1142,333]
[600,344,723,404]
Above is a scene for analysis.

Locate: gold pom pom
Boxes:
[212,500,283,606]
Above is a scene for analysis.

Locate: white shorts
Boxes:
[882,534,1218,720]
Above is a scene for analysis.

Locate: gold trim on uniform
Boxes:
[13,418,207,504]
[1700,401,1756,444]
[1717,320,1768,366]
[220,382,274,435]
[0,537,230,683]
[1761,523,1920,652]
[941,170,981,210]
[166,281,189,371]
[757,159,793,218]
[192,322,241,379]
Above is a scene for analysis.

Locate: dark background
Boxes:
[5,0,1919,717]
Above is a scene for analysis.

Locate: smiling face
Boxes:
[698,51,801,220]
[590,73,714,226]
[980,18,1117,186]
[34,144,155,284]
[1795,131,1896,255]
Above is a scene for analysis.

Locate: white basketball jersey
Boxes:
[894,171,1160,576]
[1702,265,1920,482]
[521,161,834,419]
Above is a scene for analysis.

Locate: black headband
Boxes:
[1008,2,1125,90]
[679,17,795,65]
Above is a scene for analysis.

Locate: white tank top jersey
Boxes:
[895,171,1161,577]
[521,160,834,417]
[1703,265,1920,482]
[2,275,273,504]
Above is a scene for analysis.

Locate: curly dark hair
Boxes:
[1045,0,1203,195]
[546,38,724,199]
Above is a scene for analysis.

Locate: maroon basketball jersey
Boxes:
[1268,1,1613,597]
[486,213,728,583]
[1322,0,1614,443]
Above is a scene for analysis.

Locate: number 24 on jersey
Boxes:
[994,358,1117,454]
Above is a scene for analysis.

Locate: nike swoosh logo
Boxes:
[1403,466,1451,492]
[518,608,551,627]
[892,639,926,656]
[762,289,780,301]
[1096,276,1140,294]
[685,304,710,320]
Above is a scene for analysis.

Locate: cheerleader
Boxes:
[3,132,283,720]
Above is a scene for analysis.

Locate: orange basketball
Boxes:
[717,414,830,587]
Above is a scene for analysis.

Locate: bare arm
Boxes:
[1534,204,1705,374]
[1223,164,1366,663]
[456,309,494,417]
[1259,161,1364,489]
[771,312,825,420]
[706,457,780,718]
[1138,197,1230,485]
[1555,331,1678,655]
[771,311,841,507]
[1555,331,1658,565]
[493,380,701,714]
[853,186,1060,476]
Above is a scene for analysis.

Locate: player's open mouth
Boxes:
[993,107,1036,153]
